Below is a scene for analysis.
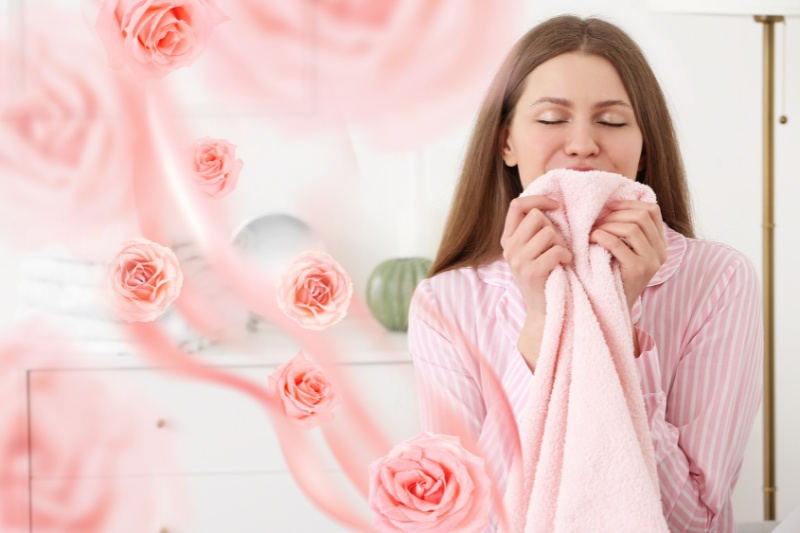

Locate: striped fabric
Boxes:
[408,225,763,532]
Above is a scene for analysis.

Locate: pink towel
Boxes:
[501,169,669,533]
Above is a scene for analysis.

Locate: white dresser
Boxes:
[21,321,420,532]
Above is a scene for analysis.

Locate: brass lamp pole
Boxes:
[754,14,782,521]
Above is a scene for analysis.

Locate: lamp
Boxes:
[648,0,800,521]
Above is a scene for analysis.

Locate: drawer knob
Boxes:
[160,528,169,533]
[156,419,167,428]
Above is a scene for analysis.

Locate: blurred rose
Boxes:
[108,238,183,322]
[191,137,242,198]
[0,7,142,250]
[277,251,352,330]
[369,433,490,533]
[203,0,521,146]
[268,351,337,429]
[95,0,228,78]
[0,324,182,532]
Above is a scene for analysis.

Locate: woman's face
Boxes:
[501,52,644,188]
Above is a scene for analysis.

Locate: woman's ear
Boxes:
[500,124,517,167]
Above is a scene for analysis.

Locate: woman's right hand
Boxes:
[500,196,572,318]
[501,196,572,371]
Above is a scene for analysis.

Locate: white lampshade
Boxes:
[648,0,800,15]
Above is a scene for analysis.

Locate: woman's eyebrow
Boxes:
[593,99,632,109]
[530,96,571,107]
[529,97,632,109]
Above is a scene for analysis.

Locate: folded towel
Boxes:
[17,252,107,286]
[501,169,668,533]
[17,278,116,320]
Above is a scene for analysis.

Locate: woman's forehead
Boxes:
[520,53,631,103]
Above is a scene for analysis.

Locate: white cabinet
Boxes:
[23,328,420,532]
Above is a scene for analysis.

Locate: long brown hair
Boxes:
[430,15,694,277]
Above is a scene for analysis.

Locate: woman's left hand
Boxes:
[589,200,667,313]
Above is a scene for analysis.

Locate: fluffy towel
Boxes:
[501,169,669,533]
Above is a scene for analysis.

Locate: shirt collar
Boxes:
[649,224,686,286]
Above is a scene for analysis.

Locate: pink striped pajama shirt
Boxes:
[408,226,763,532]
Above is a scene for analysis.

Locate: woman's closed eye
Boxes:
[596,113,629,127]
[537,119,627,127]
[535,111,568,125]
[597,120,627,127]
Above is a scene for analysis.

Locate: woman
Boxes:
[408,15,762,532]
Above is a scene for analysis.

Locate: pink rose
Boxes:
[277,251,353,330]
[369,433,491,533]
[96,0,228,78]
[108,238,183,322]
[191,137,243,198]
[268,351,337,429]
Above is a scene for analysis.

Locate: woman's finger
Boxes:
[594,214,665,263]
[605,200,666,247]
[504,222,561,272]
[511,209,567,247]
[592,221,650,256]
[516,245,573,284]
[589,227,639,264]
[502,196,560,241]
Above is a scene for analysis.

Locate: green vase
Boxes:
[366,257,432,332]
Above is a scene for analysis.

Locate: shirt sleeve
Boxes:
[407,279,486,442]
[635,256,763,532]
[408,278,516,533]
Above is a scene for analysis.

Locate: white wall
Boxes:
[1,0,798,524]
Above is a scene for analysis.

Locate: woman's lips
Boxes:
[567,166,597,171]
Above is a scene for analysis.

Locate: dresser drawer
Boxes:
[31,472,369,532]
[29,361,420,476]
[181,471,366,532]
[30,474,187,533]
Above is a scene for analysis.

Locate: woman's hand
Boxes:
[502,195,572,371]
[589,200,667,313]
[501,196,573,318]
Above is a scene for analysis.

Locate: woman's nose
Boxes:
[564,124,600,158]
